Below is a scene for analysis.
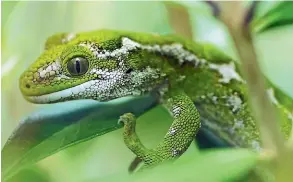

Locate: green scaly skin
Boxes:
[19,29,293,171]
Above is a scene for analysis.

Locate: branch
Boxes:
[205,1,285,153]
[164,2,193,39]
[204,1,293,181]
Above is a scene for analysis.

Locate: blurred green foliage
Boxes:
[252,1,293,33]
[1,1,293,182]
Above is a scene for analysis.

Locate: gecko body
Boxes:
[19,30,293,170]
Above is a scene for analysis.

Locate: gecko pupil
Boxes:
[67,57,89,76]
[75,60,81,73]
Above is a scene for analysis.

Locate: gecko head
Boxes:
[19,31,166,104]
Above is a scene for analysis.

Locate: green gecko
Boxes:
[19,29,293,171]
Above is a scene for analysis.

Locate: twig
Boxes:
[243,1,259,29]
[204,1,293,181]
[164,2,193,39]
[206,0,220,17]
[208,1,285,154]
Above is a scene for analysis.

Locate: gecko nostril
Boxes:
[25,84,31,89]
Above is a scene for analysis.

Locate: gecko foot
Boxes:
[118,113,162,171]
[118,113,136,136]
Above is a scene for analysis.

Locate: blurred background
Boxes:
[1,1,293,182]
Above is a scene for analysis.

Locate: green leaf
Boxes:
[1,96,158,181]
[85,149,257,182]
[144,149,257,182]
[252,2,293,33]
[5,166,50,182]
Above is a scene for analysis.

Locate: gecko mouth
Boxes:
[25,80,98,104]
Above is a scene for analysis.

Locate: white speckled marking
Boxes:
[233,119,244,131]
[227,95,242,112]
[228,119,245,135]
[28,65,161,103]
[38,60,61,79]
[172,149,179,157]
[172,105,182,117]
[209,62,244,83]
[212,96,218,104]
[169,127,176,135]
[56,74,70,80]
[80,37,204,66]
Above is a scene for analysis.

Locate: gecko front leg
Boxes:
[119,88,201,171]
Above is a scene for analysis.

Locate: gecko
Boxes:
[19,29,293,171]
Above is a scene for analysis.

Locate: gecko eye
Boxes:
[67,57,89,76]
